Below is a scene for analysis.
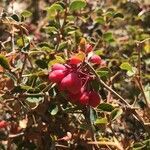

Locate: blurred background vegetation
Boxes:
[0,0,150,149]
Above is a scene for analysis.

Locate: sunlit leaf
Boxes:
[127,67,137,76]
[69,0,86,11]
[49,105,59,116]
[95,118,108,125]
[110,108,123,121]
[120,62,132,71]
[95,17,105,24]
[26,96,44,103]
[46,3,63,19]
[113,12,124,18]
[55,55,65,63]
[98,103,114,112]
[21,10,32,18]
[35,59,48,69]
[0,54,10,70]
[103,32,114,43]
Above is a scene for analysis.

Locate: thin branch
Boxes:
[18,28,28,82]
[88,141,123,150]
[85,62,130,106]
[135,37,150,44]
[136,43,149,107]
[85,106,100,149]
[9,132,24,138]
[85,62,150,133]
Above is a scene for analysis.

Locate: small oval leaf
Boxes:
[49,105,59,116]
[98,103,114,112]
[0,54,10,70]
[110,108,123,121]
[95,118,108,125]
[21,10,32,18]
[70,0,86,11]
[120,62,132,71]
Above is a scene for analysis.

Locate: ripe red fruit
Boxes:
[79,92,89,105]
[68,92,81,103]
[89,91,100,107]
[60,73,82,94]
[0,120,8,129]
[49,70,67,83]
[85,44,93,53]
[52,63,66,71]
[90,55,101,64]
[68,87,85,103]
[69,56,82,65]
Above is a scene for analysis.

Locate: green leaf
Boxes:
[26,96,44,103]
[11,14,20,21]
[97,70,109,77]
[127,67,137,76]
[133,139,150,150]
[110,108,123,121]
[49,105,59,116]
[91,79,100,92]
[46,3,63,12]
[120,62,132,71]
[90,107,97,124]
[41,46,53,52]
[0,54,10,70]
[98,103,114,112]
[55,55,65,63]
[21,10,32,18]
[95,118,108,125]
[48,60,60,67]
[69,0,86,11]
[35,59,48,69]
[38,42,52,48]
[58,41,68,51]
[44,26,58,34]
[46,3,63,19]
[16,36,29,48]
[113,13,124,18]
[103,32,113,41]
[95,17,105,24]
[97,68,110,78]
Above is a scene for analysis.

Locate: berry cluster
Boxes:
[48,44,106,107]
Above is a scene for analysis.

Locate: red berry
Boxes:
[69,56,82,65]
[52,63,66,71]
[0,120,8,129]
[85,44,93,53]
[60,73,82,94]
[90,55,101,64]
[79,92,89,105]
[49,70,67,83]
[68,87,85,103]
[89,91,100,107]
[68,92,81,103]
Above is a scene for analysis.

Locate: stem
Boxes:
[18,28,28,82]
[86,62,129,106]
[85,62,150,133]
[84,106,99,150]
[136,76,149,107]
[60,3,67,35]
[88,141,123,150]
[136,43,149,107]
